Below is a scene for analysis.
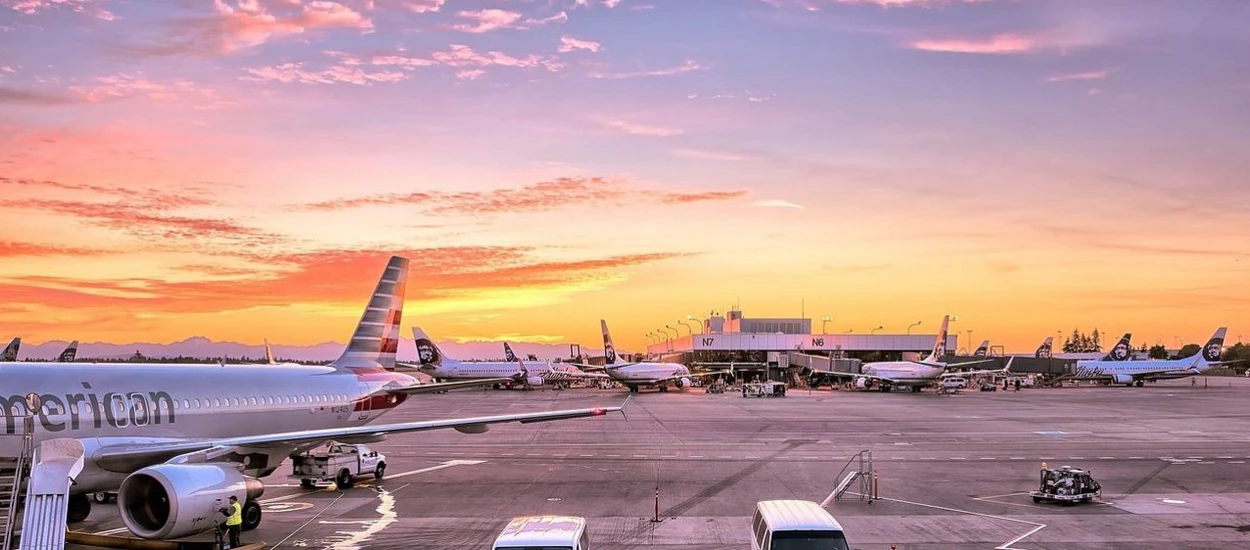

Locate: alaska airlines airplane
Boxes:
[973,340,990,358]
[407,328,599,388]
[58,339,78,362]
[812,315,1006,392]
[1070,328,1229,386]
[575,320,723,393]
[1,337,18,361]
[1034,336,1054,359]
[0,256,621,540]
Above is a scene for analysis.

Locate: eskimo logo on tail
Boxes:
[1201,328,1226,363]
[1105,333,1131,361]
[1035,337,1053,359]
[504,342,517,362]
[58,340,78,362]
[600,319,617,364]
[1,338,19,362]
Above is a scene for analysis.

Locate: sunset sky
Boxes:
[1,0,1247,355]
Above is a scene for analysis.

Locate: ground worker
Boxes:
[222,495,243,548]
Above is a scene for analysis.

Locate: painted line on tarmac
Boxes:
[868,495,1047,550]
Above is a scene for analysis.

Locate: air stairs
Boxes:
[1,416,34,550]
[18,438,85,550]
[821,450,875,506]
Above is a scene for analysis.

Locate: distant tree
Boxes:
[1063,328,1102,353]
[1148,344,1169,359]
[1090,329,1102,352]
[1177,343,1201,359]
[1139,343,1149,354]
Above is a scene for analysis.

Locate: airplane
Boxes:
[573,320,724,393]
[1034,336,1054,359]
[0,255,623,540]
[973,340,990,358]
[406,328,599,388]
[1070,327,1231,386]
[809,315,1006,393]
[1,337,18,361]
[58,340,78,362]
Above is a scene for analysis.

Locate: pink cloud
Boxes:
[400,0,444,13]
[242,61,407,85]
[450,8,521,33]
[3,0,115,19]
[760,0,993,8]
[211,0,373,52]
[558,36,601,53]
[525,11,567,25]
[909,33,1039,54]
[456,69,485,80]
[430,44,563,72]
[1046,69,1111,82]
[599,118,682,137]
[589,60,702,79]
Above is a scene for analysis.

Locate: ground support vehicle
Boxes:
[1030,465,1101,505]
[291,443,386,489]
[743,381,786,397]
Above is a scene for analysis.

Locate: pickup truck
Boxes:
[291,443,387,489]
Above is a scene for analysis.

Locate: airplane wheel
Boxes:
[241,500,262,531]
[92,491,110,504]
[374,462,386,480]
[336,468,355,489]
[1135,380,1144,387]
[67,493,91,523]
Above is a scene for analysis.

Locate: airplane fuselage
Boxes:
[606,363,690,385]
[1071,358,1209,381]
[1,361,414,491]
[860,361,944,386]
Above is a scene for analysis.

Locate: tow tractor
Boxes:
[292,443,387,489]
[742,381,786,398]
[1030,465,1101,505]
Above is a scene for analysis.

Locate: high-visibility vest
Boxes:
[226,501,243,526]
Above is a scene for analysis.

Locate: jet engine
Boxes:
[675,377,691,389]
[855,377,873,389]
[526,375,545,386]
[1111,374,1134,385]
[118,463,263,540]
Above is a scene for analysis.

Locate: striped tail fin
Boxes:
[329,255,409,371]
[58,340,78,362]
[1,338,19,362]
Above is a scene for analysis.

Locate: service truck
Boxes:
[291,443,387,489]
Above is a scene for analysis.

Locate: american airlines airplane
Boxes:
[812,315,1006,393]
[1070,327,1230,386]
[406,328,600,388]
[2,337,18,361]
[575,320,723,393]
[0,256,622,540]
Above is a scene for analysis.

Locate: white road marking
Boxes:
[380,460,485,481]
[870,495,1046,550]
[1099,456,1115,459]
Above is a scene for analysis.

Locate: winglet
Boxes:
[330,255,409,371]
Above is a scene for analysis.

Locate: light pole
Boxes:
[965,329,974,355]
[907,321,922,335]
[870,325,883,335]
[948,315,959,353]
[686,314,705,334]
[678,320,694,336]
[645,332,655,347]
[821,316,831,335]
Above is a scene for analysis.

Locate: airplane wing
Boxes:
[92,401,627,472]
[388,377,518,394]
[937,357,1014,378]
[567,362,639,371]
[646,370,732,385]
[807,369,894,383]
[912,358,998,369]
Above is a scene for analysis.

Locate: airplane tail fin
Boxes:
[58,340,78,362]
[504,342,518,362]
[1,338,19,362]
[411,327,448,368]
[1035,336,1053,359]
[973,339,990,358]
[329,255,408,371]
[264,339,276,365]
[1100,333,1132,361]
[1196,327,1227,366]
[923,316,950,363]
[600,319,619,365]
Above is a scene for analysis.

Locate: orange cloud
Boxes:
[302,176,745,213]
[910,34,1039,54]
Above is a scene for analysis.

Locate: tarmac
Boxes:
[72,376,1250,549]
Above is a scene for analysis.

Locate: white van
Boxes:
[492,516,589,550]
[751,500,852,550]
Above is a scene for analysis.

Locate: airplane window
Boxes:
[231,398,239,407]
[250,397,258,406]
[214,398,221,407]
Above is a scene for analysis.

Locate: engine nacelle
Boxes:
[676,377,691,389]
[855,377,872,389]
[527,375,545,386]
[1112,374,1133,385]
[118,463,263,540]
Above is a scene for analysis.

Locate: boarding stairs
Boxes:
[17,437,85,550]
[0,416,34,550]
[821,450,874,506]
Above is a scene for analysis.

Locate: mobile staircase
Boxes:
[18,437,84,550]
[0,416,34,550]
[821,450,875,506]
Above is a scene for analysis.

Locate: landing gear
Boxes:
[241,500,262,531]
[1135,380,1144,387]
[627,385,639,393]
[67,493,91,523]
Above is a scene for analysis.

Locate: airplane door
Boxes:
[357,383,372,420]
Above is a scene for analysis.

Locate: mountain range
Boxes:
[9,336,604,363]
